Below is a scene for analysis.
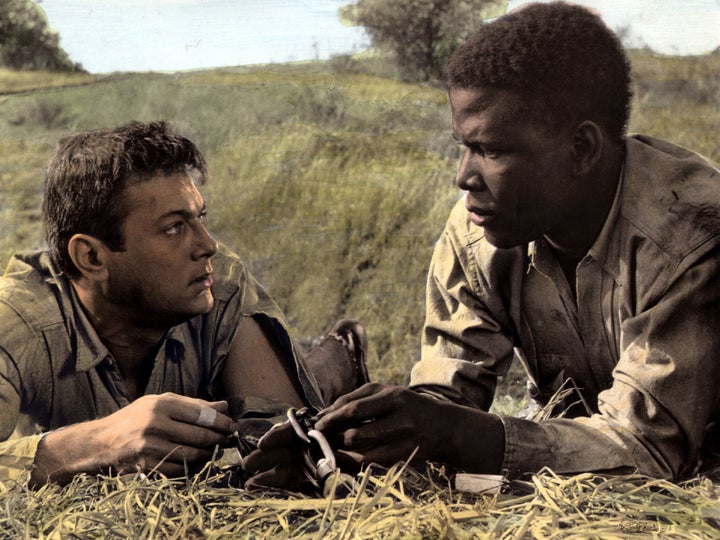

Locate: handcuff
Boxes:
[285,407,356,497]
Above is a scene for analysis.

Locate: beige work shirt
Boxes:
[0,244,321,485]
[412,135,720,480]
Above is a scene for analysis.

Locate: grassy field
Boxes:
[0,51,718,537]
[2,51,717,393]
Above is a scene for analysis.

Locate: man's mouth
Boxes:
[190,272,214,288]
[466,205,495,227]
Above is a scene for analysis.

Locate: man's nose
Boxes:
[454,149,485,191]
[193,222,218,259]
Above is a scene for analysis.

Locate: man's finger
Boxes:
[195,407,218,428]
[257,421,300,450]
[207,400,230,415]
[356,443,420,467]
[315,390,396,432]
[132,436,216,467]
[334,443,419,469]
[242,447,299,476]
[159,395,236,434]
[317,382,385,416]
[244,465,305,490]
[336,416,409,450]
[193,407,236,434]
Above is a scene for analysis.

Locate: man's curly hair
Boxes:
[446,2,633,142]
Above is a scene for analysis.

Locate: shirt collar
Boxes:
[526,158,626,283]
[64,280,112,372]
[586,161,625,283]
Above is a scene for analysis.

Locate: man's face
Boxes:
[450,86,577,248]
[103,172,217,328]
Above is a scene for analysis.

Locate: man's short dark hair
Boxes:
[445,2,633,141]
[43,121,208,278]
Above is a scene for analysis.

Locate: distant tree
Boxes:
[0,0,82,71]
[340,0,507,83]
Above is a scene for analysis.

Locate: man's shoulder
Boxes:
[0,251,66,329]
[0,251,68,368]
[621,136,720,258]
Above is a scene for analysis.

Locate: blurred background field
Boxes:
[1,1,719,535]
[0,51,718,407]
[1,43,719,540]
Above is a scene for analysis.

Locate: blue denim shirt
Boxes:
[412,135,720,480]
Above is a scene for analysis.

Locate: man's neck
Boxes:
[546,142,624,270]
[71,281,168,400]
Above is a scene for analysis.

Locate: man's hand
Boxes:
[313,383,454,466]
[31,393,237,486]
[242,383,506,490]
[242,421,308,490]
[242,383,467,489]
[316,383,505,473]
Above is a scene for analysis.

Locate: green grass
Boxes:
[629,51,719,159]
[0,67,95,95]
[0,60,463,387]
[0,52,717,394]
[0,51,718,538]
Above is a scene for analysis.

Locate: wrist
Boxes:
[30,421,105,487]
[438,403,505,474]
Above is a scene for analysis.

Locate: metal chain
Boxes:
[285,407,356,496]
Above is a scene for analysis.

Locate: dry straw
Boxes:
[1,457,718,539]
[2,389,717,538]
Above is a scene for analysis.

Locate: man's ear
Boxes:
[571,121,604,176]
[67,234,110,282]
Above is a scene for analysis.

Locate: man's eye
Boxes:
[480,146,503,159]
[469,144,487,156]
[165,222,184,235]
[197,211,208,224]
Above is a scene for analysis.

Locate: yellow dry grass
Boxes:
[1,460,718,539]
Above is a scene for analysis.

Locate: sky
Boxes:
[34,0,720,74]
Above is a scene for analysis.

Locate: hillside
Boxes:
[0,52,717,393]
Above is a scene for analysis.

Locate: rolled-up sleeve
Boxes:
[0,435,43,486]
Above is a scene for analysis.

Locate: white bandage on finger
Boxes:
[196,407,218,428]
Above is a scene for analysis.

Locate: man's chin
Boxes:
[482,230,525,250]
[193,295,215,316]
[171,295,215,324]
